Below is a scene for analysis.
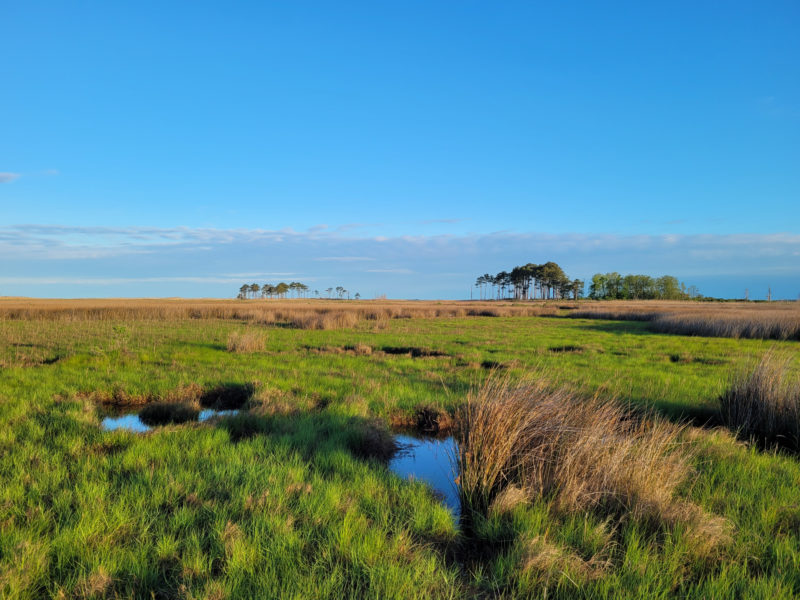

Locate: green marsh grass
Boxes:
[2,300,800,597]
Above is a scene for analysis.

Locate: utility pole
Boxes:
[767,287,772,302]
[745,288,749,301]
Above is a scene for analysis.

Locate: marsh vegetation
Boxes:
[1,298,800,598]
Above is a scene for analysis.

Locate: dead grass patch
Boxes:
[521,535,608,586]
[226,330,267,352]
[74,566,113,599]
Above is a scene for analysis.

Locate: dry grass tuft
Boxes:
[226,330,267,352]
[488,485,528,516]
[720,352,800,450]
[456,377,726,554]
[344,343,373,355]
[521,535,608,586]
[75,566,113,598]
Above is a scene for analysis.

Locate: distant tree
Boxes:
[275,282,290,298]
[354,292,361,300]
[249,283,260,299]
[335,286,345,299]
[495,271,510,299]
[571,279,584,300]
[325,287,333,298]
[238,284,249,300]
[475,275,486,300]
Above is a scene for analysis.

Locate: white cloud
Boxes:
[0,172,21,183]
[1,224,798,298]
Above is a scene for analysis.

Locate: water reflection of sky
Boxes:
[389,435,460,516]
[101,409,238,433]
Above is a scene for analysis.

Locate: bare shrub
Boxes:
[226,330,267,352]
[456,378,725,552]
[720,352,800,449]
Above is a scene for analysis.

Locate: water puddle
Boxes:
[389,434,460,516]
[101,408,238,432]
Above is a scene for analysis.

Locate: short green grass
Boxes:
[1,314,799,598]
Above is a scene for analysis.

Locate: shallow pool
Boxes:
[389,434,460,516]
[101,408,238,432]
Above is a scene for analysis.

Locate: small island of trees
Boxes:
[236,282,359,300]
[476,263,699,301]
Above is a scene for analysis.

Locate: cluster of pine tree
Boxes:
[475,262,583,300]
[237,282,309,299]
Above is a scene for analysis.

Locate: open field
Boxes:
[2,299,800,598]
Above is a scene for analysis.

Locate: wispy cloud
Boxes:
[366,268,414,274]
[1,225,798,298]
[0,172,21,183]
[314,256,376,262]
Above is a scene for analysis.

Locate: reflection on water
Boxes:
[389,434,460,516]
[101,409,238,432]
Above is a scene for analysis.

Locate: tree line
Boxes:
[475,263,700,301]
[475,262,584,300]
[588,273,699,300]
[236,283,360,300]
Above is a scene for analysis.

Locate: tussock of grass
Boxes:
[200,383,254,410]
[456,378,726,554]
[350,420,398,462]
[344,343,373,355]
[226,330,267,352]
[720,352,800,450]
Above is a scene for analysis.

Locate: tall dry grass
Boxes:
[720,352,800,450]
[456,378,728,554]
[0,298,559,329]
[570,301,800,340]
[226,330,267,352]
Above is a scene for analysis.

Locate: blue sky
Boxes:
[1,1,798,299]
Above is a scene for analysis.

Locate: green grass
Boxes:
[1,314,800,598]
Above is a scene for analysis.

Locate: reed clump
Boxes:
[226,330,267,352]
[456,378,727,553]
[719,352,800,450]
